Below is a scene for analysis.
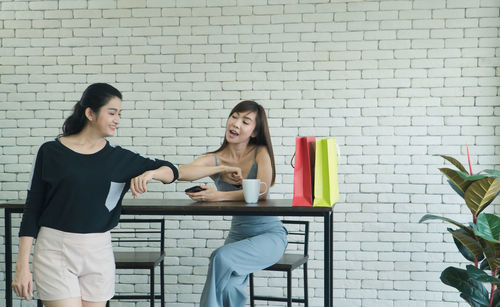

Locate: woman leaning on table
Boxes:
[177,100,288,307]
[12,83,178,307]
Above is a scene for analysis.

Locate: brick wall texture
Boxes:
[0,0,499,306]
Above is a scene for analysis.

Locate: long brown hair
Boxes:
[210,100,276,186]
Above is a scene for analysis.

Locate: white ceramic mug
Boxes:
[242,179,268,203]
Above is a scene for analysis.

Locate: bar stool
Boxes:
[249,220,310,307]
[107,218,165,307]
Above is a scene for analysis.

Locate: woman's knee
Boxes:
[42,298,83,307]
[210,245,232,269]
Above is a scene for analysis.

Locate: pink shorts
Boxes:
[33,227,115,302]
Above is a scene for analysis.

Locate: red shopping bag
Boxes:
[292,137,316,206]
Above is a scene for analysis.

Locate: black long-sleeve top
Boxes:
[19,138,178,237]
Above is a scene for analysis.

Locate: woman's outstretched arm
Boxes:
[178,154,241,183]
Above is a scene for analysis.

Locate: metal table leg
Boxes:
[6,209,12,307]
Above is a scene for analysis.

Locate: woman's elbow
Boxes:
[156,166,175,184]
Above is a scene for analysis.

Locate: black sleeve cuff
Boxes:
[158,160,178,183]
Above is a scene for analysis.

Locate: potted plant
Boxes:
[420,151,500,307]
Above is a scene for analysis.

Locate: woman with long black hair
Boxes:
[179,100,287,307]
[12,83,178,307]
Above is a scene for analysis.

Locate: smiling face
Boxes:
[225,110,257,144]
[87,96,122,137]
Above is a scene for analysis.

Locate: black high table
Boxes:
[1,199,333,307]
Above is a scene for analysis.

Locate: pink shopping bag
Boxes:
[292,137,316,207]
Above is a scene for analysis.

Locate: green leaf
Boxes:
[419,214,474,235]
[440,266,490,306]
[452,233,482,263]
[440,168,474,197]
[466,264,500,285]
[473,213,500,243]
[491,289,500,307]
[439,155,469,173]
[447,180,465,198]
[465,178,500,215]
[477,238,500,272]
[472,214,500,271]
[484,169,500,178]
[457,170,488,181]
[449,228,484,260]
[461,293,492,307]
[461,293,491,307]
[480,258,491,271]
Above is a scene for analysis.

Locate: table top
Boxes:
[0,199,332,216]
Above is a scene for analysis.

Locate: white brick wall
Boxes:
[1,0,499,306]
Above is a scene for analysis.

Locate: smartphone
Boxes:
[184,185,206,193]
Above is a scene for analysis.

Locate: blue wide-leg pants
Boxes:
[200,229,287,307]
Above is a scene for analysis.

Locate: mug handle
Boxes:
[259,182,268,197]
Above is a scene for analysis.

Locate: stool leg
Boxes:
[287,270,292,307]
[150,268,155,307]
[249,273,255,307]
[304,263,309,307]
[161,260,165,307]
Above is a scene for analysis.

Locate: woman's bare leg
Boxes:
[42,298,82,307]
[42,298,107,307]
[82,300,107,307]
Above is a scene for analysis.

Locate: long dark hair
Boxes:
[61,83,122,136]
[211,100,276,186]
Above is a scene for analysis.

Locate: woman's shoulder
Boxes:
[38,138,59,151]
[109,144,151,159]
[32,138,65,161]
[256,145,270,158]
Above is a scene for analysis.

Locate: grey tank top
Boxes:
[213,147,283,239]
[212,148,258,191]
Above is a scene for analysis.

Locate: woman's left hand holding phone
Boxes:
[186,184,220,202]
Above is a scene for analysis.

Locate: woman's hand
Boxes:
[12,266,33,300]
[220,166,242,185]
[130,170,155,197]
[186,184,220,202]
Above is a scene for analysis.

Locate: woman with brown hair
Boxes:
[178,100,287,307]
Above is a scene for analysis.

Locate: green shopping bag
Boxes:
[313,138,339,207]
